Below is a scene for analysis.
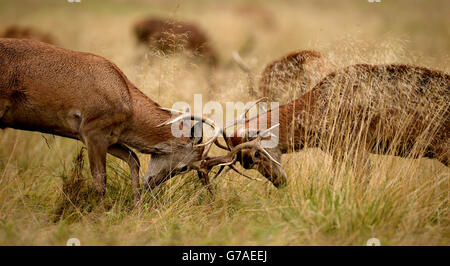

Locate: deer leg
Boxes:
[197,170,213,195]
[79,109,129,198]
[87,142,108,197]
[108,144,141,203]
[81,129,110,198]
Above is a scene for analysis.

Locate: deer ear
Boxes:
[190,122,203,144]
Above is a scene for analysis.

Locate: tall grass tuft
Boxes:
[53,148,100,223]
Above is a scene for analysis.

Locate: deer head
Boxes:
[228,134,287,188]
[142,121,205,190]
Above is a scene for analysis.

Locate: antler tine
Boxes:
[158,98,267,152]
[229,164,262,181]
[237,123,279,141]
[157,111,217,128]
[159,107,185,114]
[200,130,226,160]
[232,51,251,73]
[256,124,281,166]
[211,165,225,179]
[258,146,281,166]
[207,159,261,181]
[227,136,282,166]
[196,127,223,148]
[157,107,228,158]
[214,138,231,151]
[238,97,268,120]
[222,97,268,131]
[217,156,237,167]
[258,123,280,138]
[234,141,281,166]
[212,165,232,179]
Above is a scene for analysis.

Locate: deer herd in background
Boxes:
[0,13,448,203]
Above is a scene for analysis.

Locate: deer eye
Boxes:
[179,166,189,173]
[254,151,261,159]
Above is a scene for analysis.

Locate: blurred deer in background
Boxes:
[134,17,218,66]
[1,25,56,44]
[233,50,331,102]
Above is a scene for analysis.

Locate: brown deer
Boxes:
[1,25,56,44]
[200,64,449,185]
[133,17,218,66]
[233,50,331,101]
[0,38,240,202]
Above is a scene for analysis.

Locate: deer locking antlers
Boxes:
[158,98,281,183]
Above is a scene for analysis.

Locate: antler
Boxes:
[159,97,268,151]
[198,123,280,181]
[158,101,280,182]
[210,97,268,152]
[224,97,268,130]
[222,128,281,166]
[232,51,251,73]
[157,107,224,152]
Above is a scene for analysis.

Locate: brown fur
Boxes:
[259,50,330,103]
[133,17,217,66]
[1,25,55,44]
[231,64,449,183]
[0,38,204,202]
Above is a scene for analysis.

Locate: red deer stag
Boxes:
[0,38,238,202]
[134,17,217,66]
[198,64,449,184]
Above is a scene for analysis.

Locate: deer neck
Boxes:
[279,90,320,152]
[120,88,189,154]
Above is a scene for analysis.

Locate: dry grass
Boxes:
[0,0,449,245]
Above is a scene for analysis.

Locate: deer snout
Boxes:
[257,162,287,189]
[272,173,287,188]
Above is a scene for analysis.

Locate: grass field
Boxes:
[0,0,449,245]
